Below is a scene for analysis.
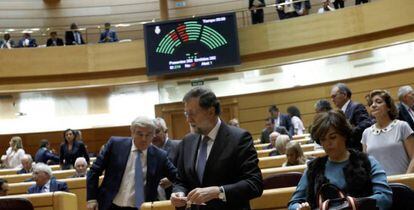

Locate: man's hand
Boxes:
[187,186,220,205]
[297,202,311,210]
[170,192,187,207]
[87,200,98,210]
[159,178,172,189]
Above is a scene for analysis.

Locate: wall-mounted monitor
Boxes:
[144,12,240,76]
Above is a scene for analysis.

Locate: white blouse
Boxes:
[1,147,25,168]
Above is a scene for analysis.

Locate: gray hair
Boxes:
[333,83,352,98]
[131,116,156,132]
[74,157,87,167]
[398,85,413,101]
[21,154,33,163]
[33,163,52,177]
[154,117,168,132]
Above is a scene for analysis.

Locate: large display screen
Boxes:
[144,12,241,76]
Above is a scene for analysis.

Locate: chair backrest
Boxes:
[390,183,414,210]
[263,172,302,189]
[0,197,34,210]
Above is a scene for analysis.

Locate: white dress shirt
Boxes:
[196,118,221,166]
[341,99,351,113]
[113,139,147,207]
[43,179,51,193]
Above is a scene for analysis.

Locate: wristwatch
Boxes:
[218,186,225,200]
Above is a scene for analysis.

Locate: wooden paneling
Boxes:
[0,125,130,158]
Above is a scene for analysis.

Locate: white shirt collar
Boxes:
[203,118,221,141]
[131,138,148,156]
[341,100,351,113]
[370,120,398,135]
[44,179,51,191]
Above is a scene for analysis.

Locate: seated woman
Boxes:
[283,141,306,167]
[1,136,25,168]
[362,90,414,175]
[288,110,392,210]
[275,134,290,155]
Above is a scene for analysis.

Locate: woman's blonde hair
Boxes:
[285,141,306,165]
[10,136,23,151]
[275,135,290,155]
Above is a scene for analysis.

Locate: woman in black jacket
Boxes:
[60,129,89,170]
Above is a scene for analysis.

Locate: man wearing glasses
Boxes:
[330,83,373,151]
[171,87,263,210]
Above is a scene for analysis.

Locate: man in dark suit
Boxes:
[18,33,37,48]
[17,154,33,174]
[171,87,263,210]
[65,22,85,45]
[35,139,60,165]
[397,85,414,130]
[46,31,64,47]
[249,0,265,24]
[87,116,177,210]
[99,22,119,43]
[268,105,294,137]
[260,117,274,143]
[331,83,373,150]
[153,117,181,200]
[28,163,68,194]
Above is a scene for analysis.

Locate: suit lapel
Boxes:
[146,145,157,179]
[49,179,56,192]
[345,101,353,119]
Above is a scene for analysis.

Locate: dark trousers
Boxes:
[333,0,345,9]
[251,9,264,24]
[110,203,138,210]
[355,0,369,4]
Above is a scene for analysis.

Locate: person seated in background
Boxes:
[269,104,294,136]
[314,99,332,113]
[362,90,414,175]
[249,0,265,24]
[35,139,59,165]
[65,22,85,45]
[228,118,240,127]
[268,131,281,156]
[318,0,335,13]
[294,0,311,16]
[0,179,9,196]
[0,34,15,49]
[287,106,306,135]
[288,110,392,210]
[275,134,291,155]
[260,117,275,143]
[333,0,345,9]
[17,154,33,174]
[1,136,26,169]
[28,163,68,194]
[70,157,88,178]
[283,141,306,167]
[397,85,414,130]
[46,31,64,47]
[99,22,119,43]
[18,33,37,48]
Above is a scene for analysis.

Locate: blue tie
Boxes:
[197,136,209,183]
[135,151,145,208]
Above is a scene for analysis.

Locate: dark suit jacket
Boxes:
[87,137,177,210]
[274,113,294,137]
[163,139,180,166]
[398,103,414,130]
[35,147,60,165]
[344,100,373,150]
[65,31,85,45]
[17,168,32,174]
[27,178,68,193]
[60,140,90,170]
[18,38,37,48]
[46,38,64,47]
[173,122,263,210]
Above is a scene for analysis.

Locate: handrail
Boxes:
[0,0,376,45]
